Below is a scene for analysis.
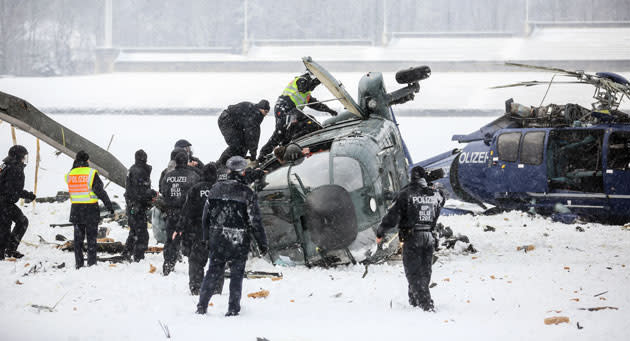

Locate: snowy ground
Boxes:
[0,202,629,340]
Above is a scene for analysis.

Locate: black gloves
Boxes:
[107,204,115,215]
[328,109,338,116]
[23,191,36,201]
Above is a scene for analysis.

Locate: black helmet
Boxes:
[8,145,28,160]
[226,156,248,172]
[174,139,192,148]
[410,165,426,183]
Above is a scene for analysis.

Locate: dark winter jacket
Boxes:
[68,160,113,225]
[218,101,266,160]
[202,175,268,259]
[159,148,202,193]
[124,158,155,209]
[159,161,200,211]
[0,156,34,205]
[178,163,218,234]
[376,179,445,241]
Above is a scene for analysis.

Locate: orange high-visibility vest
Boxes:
[65,167,98,204]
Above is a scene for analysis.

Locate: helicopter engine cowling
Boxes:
[303,184,358,251]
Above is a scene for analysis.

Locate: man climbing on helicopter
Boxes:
[257,72,337,164]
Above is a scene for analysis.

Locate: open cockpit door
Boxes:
[302,57,366,119]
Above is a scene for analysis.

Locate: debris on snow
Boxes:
[544,316,570,325]
[578,306,618,311]
[149,264,156,273]
[484,225,496,232]
[517,245,535,252]
[247,289,270,299]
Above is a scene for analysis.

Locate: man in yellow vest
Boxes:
[257,72,337,163]
[65,151,114,269]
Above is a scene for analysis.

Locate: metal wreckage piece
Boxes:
[0,90,128,187]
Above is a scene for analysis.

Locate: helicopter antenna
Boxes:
[539,73,557,107]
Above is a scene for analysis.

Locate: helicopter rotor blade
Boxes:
[490,80,584,89]
[504,62,585,77]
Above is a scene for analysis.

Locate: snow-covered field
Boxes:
[1,202,628,340]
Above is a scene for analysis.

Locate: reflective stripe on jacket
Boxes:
[65,167,98,204]
[281,77,310,107]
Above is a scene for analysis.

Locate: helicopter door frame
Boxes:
[603,129,630,220]
[543,128,608,214]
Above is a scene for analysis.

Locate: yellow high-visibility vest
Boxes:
[65,167,98,204]
[282,77,311,108]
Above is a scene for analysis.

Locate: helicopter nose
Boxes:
[304,184,358,251]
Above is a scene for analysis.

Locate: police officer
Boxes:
[217,100,270,165]
[0,145,36,259]
[160,151,200,275]
[122,149,157,262]
[65,151,114,269]
[376,166,444,311]
[257,73,337,163]
[174,139,204,170]
[174,162,218,294]
[159,147,202,194]
[196,156,268,316]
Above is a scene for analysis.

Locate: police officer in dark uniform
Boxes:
[217,100,270,166]
[174,139,204,170]
[174,162,218,295]
[160,151,200,275]
[257,73,337,163]
[196,156,268,316]
[376,166,445,311]
[122,149,157,262]
[0,145,36,259]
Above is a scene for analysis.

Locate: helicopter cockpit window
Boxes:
[289,152,330,192]
[261,165,290,191]
[333,156,363,192]
[498,132,521,162]
[520,131,546,165]
[608,132,630,170]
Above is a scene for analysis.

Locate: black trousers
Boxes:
[197,254,246,313]
[402,231,435,309]
[187,238,219,293]
[217,124,246,165]
[258,102,292,161]
[74,223,98,268]
[0,204,29,256]
[162,210,182,274]
[123,204,149,261]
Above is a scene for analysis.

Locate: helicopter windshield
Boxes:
[288,152,365,193]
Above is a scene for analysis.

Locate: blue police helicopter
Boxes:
[416,63,630,224]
